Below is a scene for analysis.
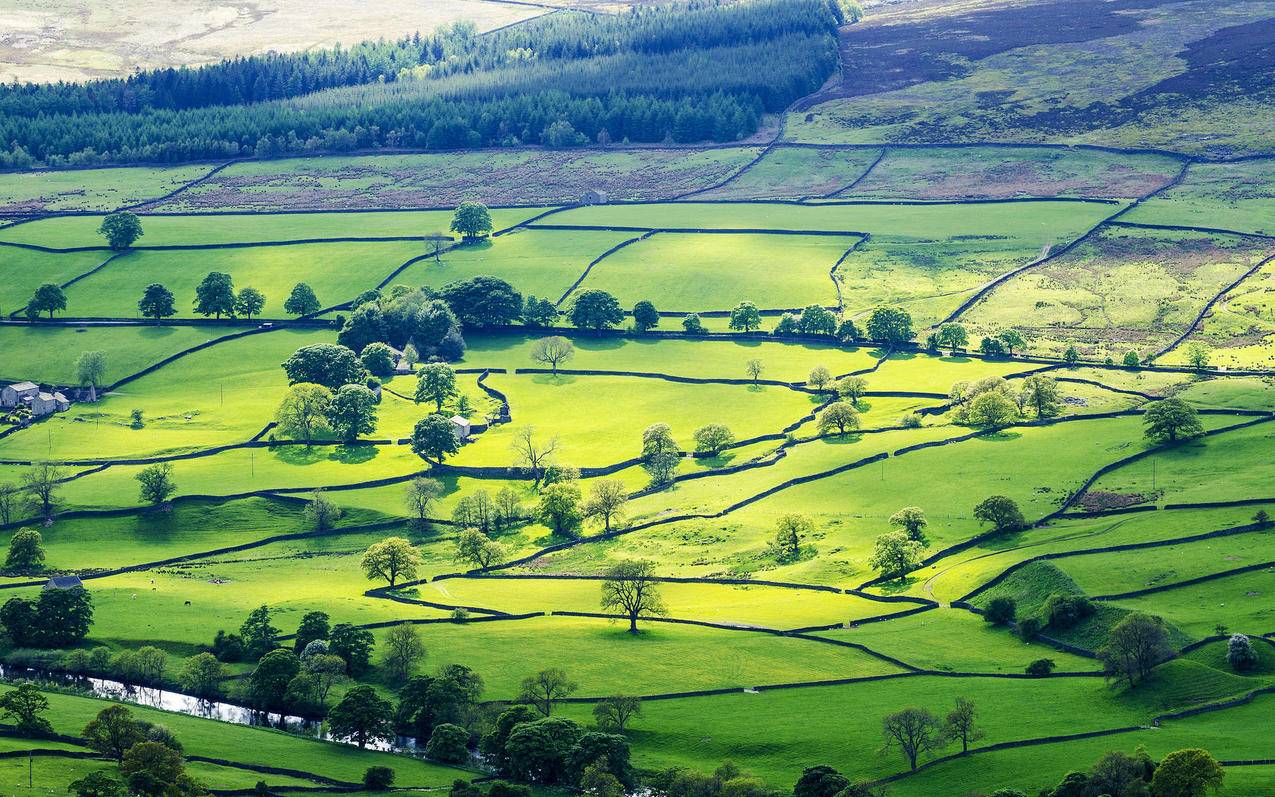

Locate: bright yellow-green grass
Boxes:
[1104,569,1275,638]
[1123,159,1275,236]
[1056,529,1275,597]
[1157,257,1275,371]
[461,332,882,381]
[0,324,249,386]
[63,241,423,318]
[1175,376,1275,411]
[0,751,315,794]
[0,327,334,460]
[576,232,854,312]
[449,373,820,467]
[863,352,1034,392]
[0,164,213,214]
[423,576,889,629]
[695,146,883,200]
[0,247,108,314]
[0,208,545,249]
[368,615,902,700]
[812,607,1096,673]
[392,228,634,301]
[0,685,466,785]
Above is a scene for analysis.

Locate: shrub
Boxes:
[1017,618,1041,642]
[1043,593,1094,629]
[363,767,395,790]
[1026,658,1056,676]
[1227,634,1259,672]
[984,597,1016,625]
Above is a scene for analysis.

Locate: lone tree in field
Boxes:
[692,423,735,456]
[303,490,342,530]
[1150,749,1225,797]
[584,479,628,532]
[510,426,559,485]
[808,365,834,392]
[745,358,764,383]
[729,301,762,332]
[869,531,922,579]
[1186,343,1212,370]
[27,283,66,319]
[450,202,493,240]
[138,283,176,321]
[234,287,266,320]
[943,697,984,753]
[818,401,860,437]
[973,495,1025,534]
[569,289,625,330]
[276,383,333,444]
[284,283,322,316]
[773,514,814,560]
[1100,612,1174,688]
[889,506,928,545]
[361,537,421,587]
[600,559,667,634]
[5,528,45,571]
[1227,633,1259,672]
[404,477,443,527]
[837,376,868,405]
[1143,397,1203,444]
[632,300,659,332]
[135,463,176,506]
[592,696,642,733]
[530,336,575,375]
[97,211,144,250]
[866,306,913,347]
[998,330,1026,355]
[75,350,108,402]
[415,362,457,411]
[0,683,52,736]
[882,707,941,771]
[194,272,236,319]
[1018,374,1061,418]
[455,528,505,569]
[641,423,681,486]
[519,668,578,716]
[22,462,64,518]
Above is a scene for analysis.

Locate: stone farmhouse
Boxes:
[1,381,70,417]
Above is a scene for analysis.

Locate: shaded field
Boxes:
[0,164,214,215]
[693,146,883,200]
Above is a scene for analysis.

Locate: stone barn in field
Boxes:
[580,189,608,205]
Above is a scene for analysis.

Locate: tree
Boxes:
[239,604,280,660]
[510,426,560,485]
[998,330,1026,355]
[570,290,624,330]
[455,528,505,569]
[0,482,17,526]
[328,686,394,748]
[539,481,584,537]
[531,336,575,375]
[135,463,176,506]
[73,350,108,402]
[1123,350,1142,367]
[1063,346,1080,366]
[868,531,922,578]
[426,723,470,764]
[973,495,1025,534]
[361,342,395,377]
[439,276,523,327]
[326,384,377,442]
[936,324,969,351]
[83,705,146,760]
[728,302,762,332]
[600,560,667,634]
[978,336,1005,356]
[793,766,849,797]
[0,682,52,735]
[383,624,426,684]
[768,516,810,563]
[119,741,197,797]
[234,287,266,320]
[682,314,705,334]
[330,624,375,677]
[282,343,364,389]
[584,480,628,532]
[1143,397,1204,443]
[519,668,578,716]
[364,767,396,790]
[837,376,868,404]
[97,211,144,250]
[5,528,44,571]
[275,383,333,443]
[692,423,735,456]
[808,365,834,392]
[818,401,860,436]
[523,296,560,327]
[450,202,493,240]
[866,307,913,346]
[967,391,1018,429]
[416,363,458,411]
[798,305,836,336]
[1026,658,1056,676]
[1150,748,1224,797]
[1019,374,1061,418]
[138,283,176,321]
[411,414,460,462]
[1100,612,1174,688]
[293,611,331,654]
[889,507,928,545]
[404,477,444,527]
[592,696,641,733]
[745,359,763,383]
[26,283,66,319]
[362,537,421,587]
[303,489,342,530]
[943,697,983,753]
[284,283,322,316]
[632,300,660,331]
[179,653,224,699]
[22,462,64,518]
[641,423,681,485]
[69,770,127,797]
[1186,343,1211,370]
[1226,633,1259,672]
[881,707,941,771]
[837,318,862,342]
[193,272,236,318]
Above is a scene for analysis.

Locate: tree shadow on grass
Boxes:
[693,451,738,469]
[818,432,864,446]
[330,444,381,465]
[873,575,921,596]
[530,373,577,386]
[975,429,1023,442]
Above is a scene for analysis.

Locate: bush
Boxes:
[1018,618,1041,642]
[1227,634,1259,672]
[1026,658,1056,676]
[425,723,470,764]
[984,597,1016,625]
[363,767,395,790]
[1043,593,1094,629]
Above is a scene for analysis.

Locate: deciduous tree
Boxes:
[328,685,394,747]
[728,301,762,332]
[692,423,735,456]
[881,707,941,771]
[519,668,578,716]
[135,463,176,506]
[530,336,575,375]
[415,362,458,411]
[641,423,681,485]
[869,531,922,578]
[97,211,144,250]
[818,401,860,436]
[284,283,322,316]
[27,283,66,319]
[411,414,460,462]
[1143,397,1203,443]
[138,283,176,321]
[275,383,333,443]
[973,495,1025,534]
[450,202,493,240]
[584,479,628,532]
[1100,612,1174,688]
[455,528,505,569]
[600,560,666,634]
[361,537,421,587]
[569,290,624,330]
[193,272,236,319]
